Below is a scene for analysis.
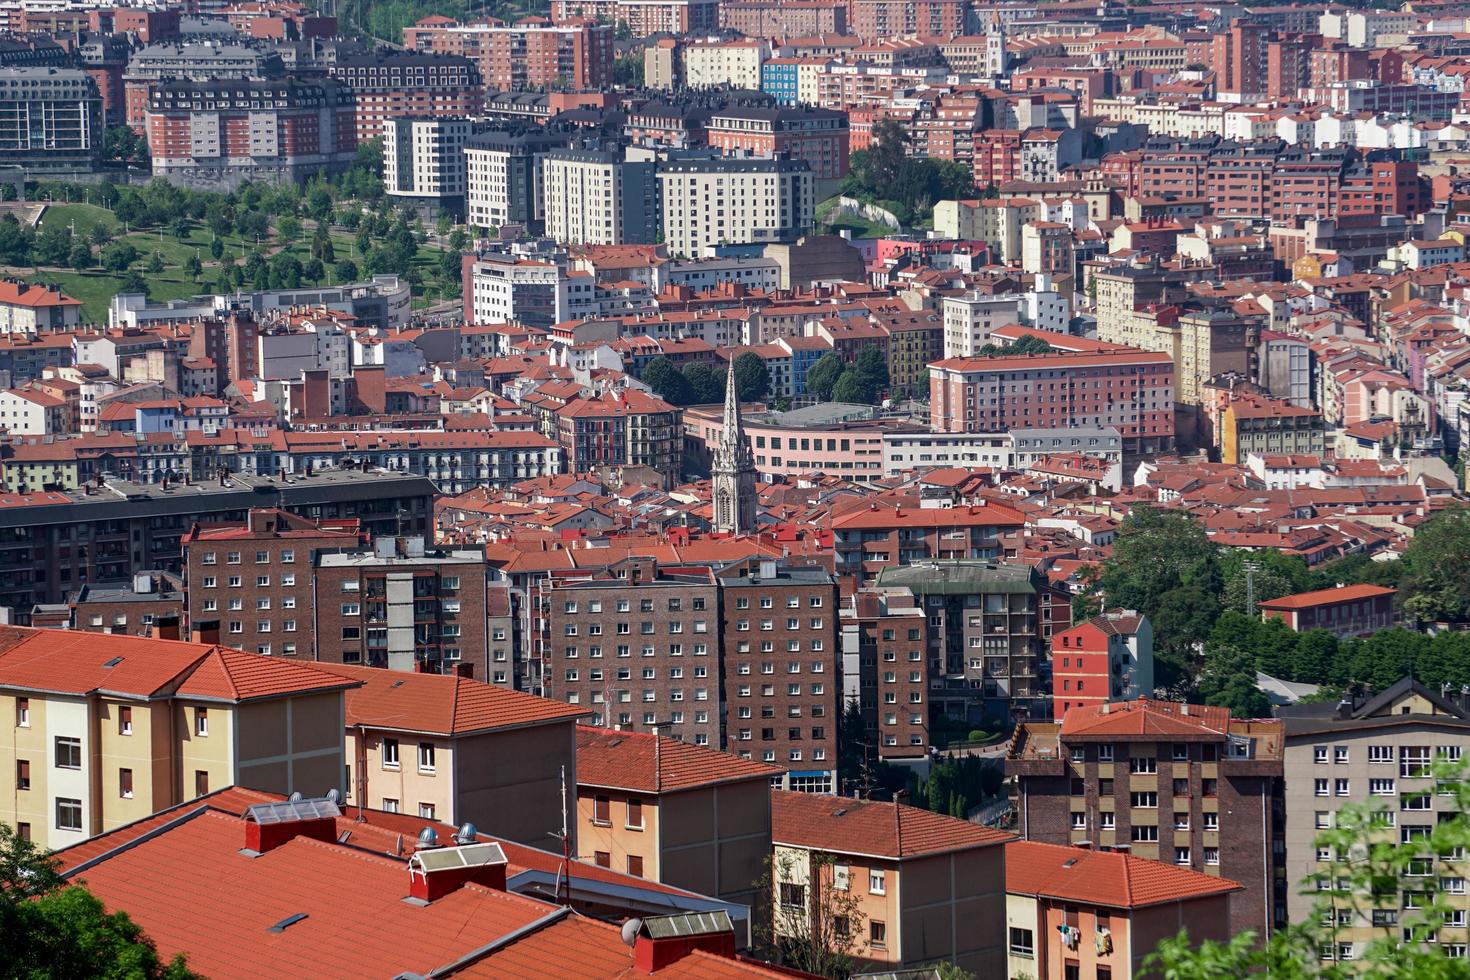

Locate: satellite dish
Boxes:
[621,919,643,948]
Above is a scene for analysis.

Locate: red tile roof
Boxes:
[174,647,360,703]
[1006,840,1242,909]
[0,630,354,703]
[1058,698,1231,739]
[575,726,782,793]
[0,281,81,307]
[66,808,561,979]
[1258,584,1396,610]
[771,791,1013,860]
[309,663,589,736]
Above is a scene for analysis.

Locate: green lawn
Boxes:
[28,202,458,323]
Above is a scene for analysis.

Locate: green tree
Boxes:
[0,823,197,979]
[643,356,695,406]
[67,242,92,272]
[682,362,724,403]
[805,352,845,401]
[613,51,642,87]
[101,241,138,274]
[854,344,889,398]
[209,237,224,261]
[268,253,303,289]
[733,352,771,401]
[437,250,462,284]
[146,251,165,275]
[275,215,302,244]
[88,220,112,248]
[753,851,868,978]
[831,368,872,405]
[32,225,72,266]
[183,254,202,281]
[1397,506,1470,624]
[303,258,325,284]
[333,258,359,283]
[1196,644,1273,718]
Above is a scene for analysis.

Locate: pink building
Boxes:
[929,338,1175,456]
[685,403,916,481]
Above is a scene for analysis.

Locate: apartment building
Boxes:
[330,49,480,142]
[827,497,1027,584]
[721,0,846,36]
[1219,394,1326,464]
[403,17,612,92]
[720,563,840,793]
[553,389,684,489]
[850,0,966,40]
[1277,679,1470,961]
[383,117,477,217]
[0,628,355,850]
[541,147,658,246]
[682,39,767,92]
[146,77,356,190]
[550,0,718,35]
[537,558,722,747]
[121,40,282,130]
[929,332,1176,457]
[841,588,929,760]
[1259,584,1397,639]
[182,507,362,656]
[1006,699,1285,937]
[1051,611,1154,721]
[575,725,778,905]
[874,561,1062,724]
[0,472,435,617]
[771,791,1013,974]
[311,661,585,847]
[1005,840,1243,980]
[464,128,570,233]
[940,292,1024,358]
[657,158,814,260]
[0,67,101,172]
[313,540,489,674]
[705,105,850,180]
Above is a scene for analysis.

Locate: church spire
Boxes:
[712,365,756,535]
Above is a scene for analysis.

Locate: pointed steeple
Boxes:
[711,365,756,535]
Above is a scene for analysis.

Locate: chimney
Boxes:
[243,796,341,855]
[626,912,737,973]
[408,842,508,902]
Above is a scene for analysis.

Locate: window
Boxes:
[1175,847,1191,865]
[627,855,643,878]
[417,742,435,773]
[869,921,887,949]
[626,799,643,830]
[55,797,82,832]
[1336,779,1350,797]
[15,759,29,790]
[1314,746,1328,764]
[1009,927,1035,957]
[195,770,209,797]
[16,698,28,727]
[383,798,399,813]
[118,706,132,736]
[1335,747,1349,763]
[1204,847,1219,865]
[1370,745,1393,764]
[1130,792,1157,809]
[1132,826,1159,842]
[869,870,885,895]
[1071,811,1087,829]
[594,795,610,826]
[1129,756,1156,774]
[1371,778,1395,796]
[195,708,208,736]
[779,882,806,909]
[419,803,436,820]
[1315,778,1329,797]
[120,768,133,798]
[1098,745,1114,762]
[382,738,400,768]
[55,737,81,770]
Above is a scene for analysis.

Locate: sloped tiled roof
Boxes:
[1258,583,1396,610]
[771,791,1013,860]
[575,726,781,793]
[1006,840,1242,909]
[310,663,589,736]
[1058,698,1231,739]
[174,647,360,703]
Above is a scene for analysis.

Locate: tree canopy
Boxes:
[841,120,973,227]
[0,823,197,979]
[733,352,771,402]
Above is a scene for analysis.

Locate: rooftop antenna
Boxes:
[547,764,571,906]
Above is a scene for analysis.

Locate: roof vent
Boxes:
[102,656,123,668]
[408,842,508,902]
[418,827,441,848]
[289,791,304,802]
[454,822,478,845]
[267,913,308,933]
